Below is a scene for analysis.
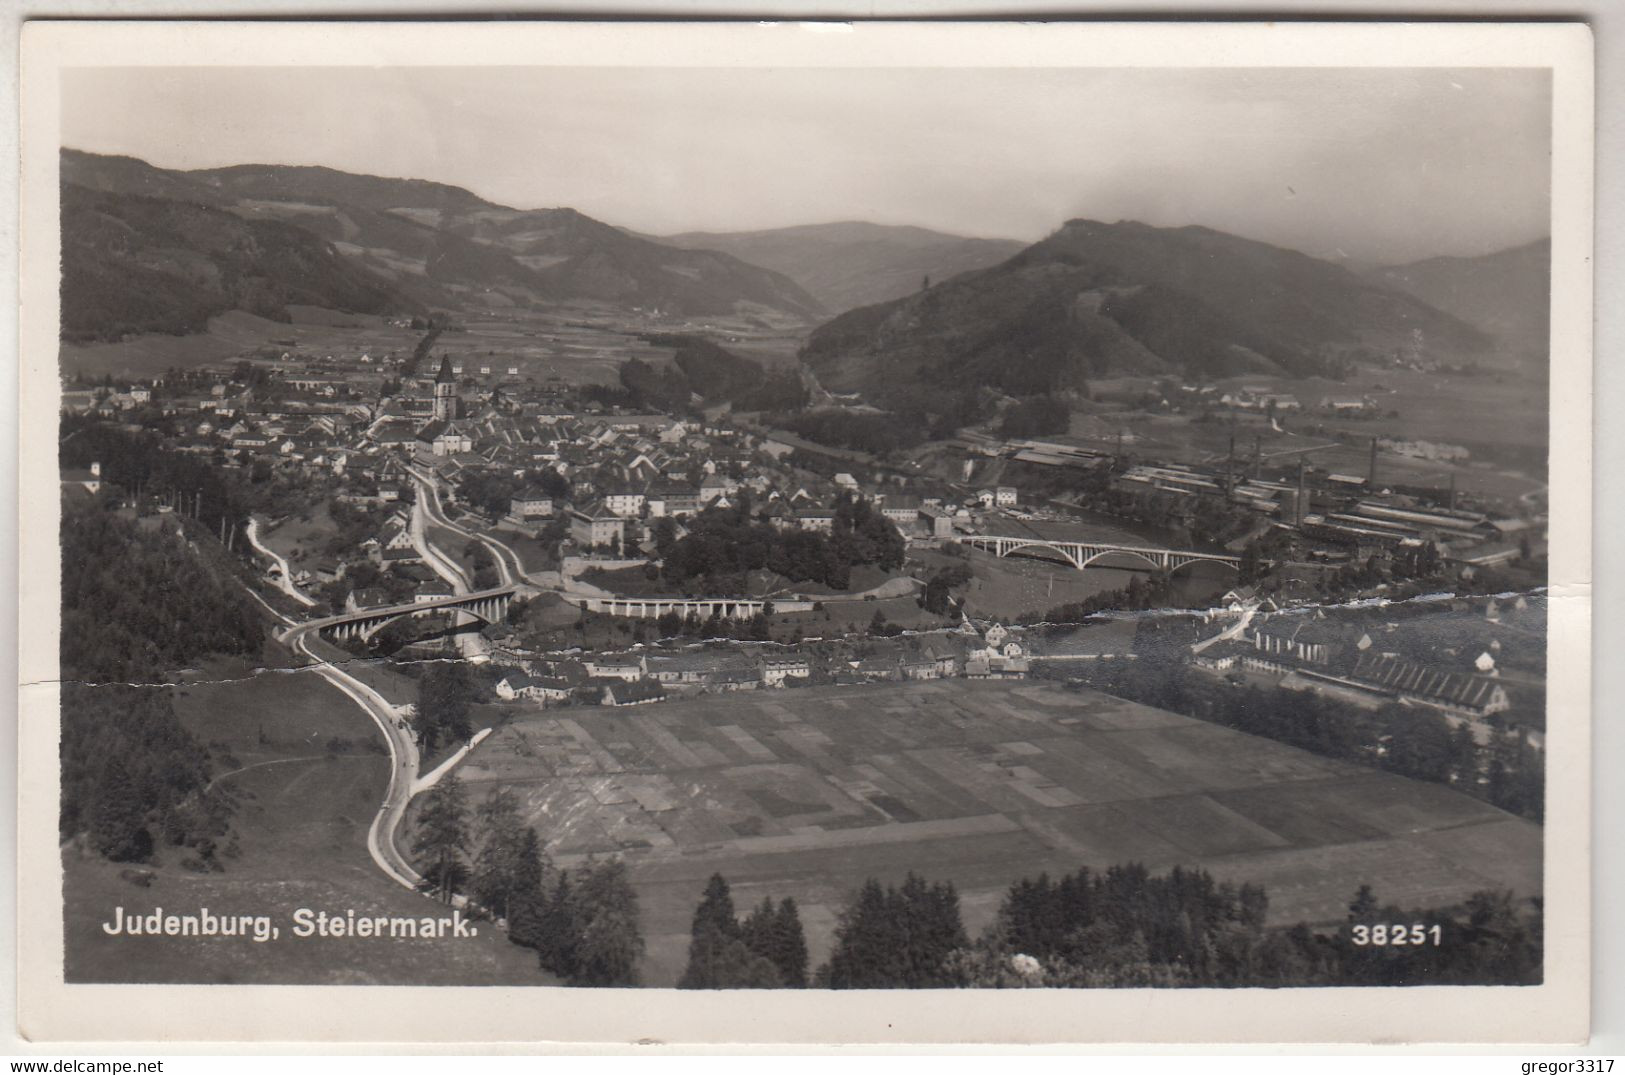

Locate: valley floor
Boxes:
[451,678,1542,987]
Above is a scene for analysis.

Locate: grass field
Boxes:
[457,679,1542,986]
[63,667,549,985]
[262,503,338,567]
[489,527,560,575]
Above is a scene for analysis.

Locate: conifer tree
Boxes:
[471,788,548,922]
[571,859,645,986]
[680,873,780,988]
[754,897,808,988]
[412,775,469,904]
[532,870,581,980]
[91,757,154,862]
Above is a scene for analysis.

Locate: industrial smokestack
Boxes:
[1296,460,1307,526]
[1368,437,1378,488]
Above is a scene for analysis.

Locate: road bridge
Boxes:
[958,534,1242,574]
[293,586,518,643]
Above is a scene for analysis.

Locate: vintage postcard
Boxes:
[15,20,1593,1045]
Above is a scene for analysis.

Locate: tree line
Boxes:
[1060,656,1543,823]
[58,498,265,863]
[678,874,809,988]
[674,863,1539,989]
[60,683,233,867]
[61,416,253,545]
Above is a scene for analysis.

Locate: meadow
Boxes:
[62,665,549,985]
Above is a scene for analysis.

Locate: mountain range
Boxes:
[659,222,1027,315]
[60,149,1548,395]
[59,148,825,341]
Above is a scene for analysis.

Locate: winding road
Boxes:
[407,464,528,587]
[281,619,423,889]
[243,516,318,607]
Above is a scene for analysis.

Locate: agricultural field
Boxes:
[455,679,1542,986]
[60,308,422,380]
[62,667,549,985]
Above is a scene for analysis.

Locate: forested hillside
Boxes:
[58,499,262,864]
[59,420,271,864]
[60,503,265,682]
[60,149,826,332]
[1368,238,1550,369]
[61,183,409,342]
[802,219,1491,407]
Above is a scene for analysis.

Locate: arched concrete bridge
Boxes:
[285,586,518,643]
[958,534,1242,574]
[577,594,817,619]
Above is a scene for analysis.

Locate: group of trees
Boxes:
[1065,657,1544,822]
[819,872,969,988]
[678,874,809,989]
[411,778,645,985]
[412,662,478,754]
[619,337,808,415]
[456,467,569,522]
[956,863,1271,987]
[61,417,253,543]
[61,501,267,683]
[658,495,905,594]
[1020,571,1179,626]
[59,683,232,865]
[945,864,1541,988]
[747,863,1544,990]
[919,563,974,616]
[775,409,927,457]
[652,606,775,643]
[464,540,502,590]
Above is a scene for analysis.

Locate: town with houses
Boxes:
[60,332,1548,748]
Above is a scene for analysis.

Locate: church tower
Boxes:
[432,355,457,422]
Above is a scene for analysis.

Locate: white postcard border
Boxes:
[15,19,1595,1045]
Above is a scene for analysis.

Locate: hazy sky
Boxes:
[62,65,1550,264]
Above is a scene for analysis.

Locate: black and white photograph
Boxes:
[14,19,1594,1045]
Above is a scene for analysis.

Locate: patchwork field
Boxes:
[457,679,1542,986]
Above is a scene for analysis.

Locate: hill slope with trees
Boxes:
[801,218,1492,407]
[60,148,826,335]
[1367,237,1549,371]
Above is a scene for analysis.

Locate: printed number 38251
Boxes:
[1351,924,1442,946]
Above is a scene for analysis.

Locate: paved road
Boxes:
[408,464,528,587]
[282,621,423,890]
[407,479,492,660]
